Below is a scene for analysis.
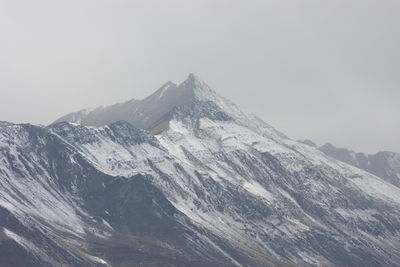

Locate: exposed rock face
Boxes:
[1,74,400,266]
[0,121,278,267]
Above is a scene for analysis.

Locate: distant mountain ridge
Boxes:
[2,74,400,266]
[318,143,400,187]
[299,139,400,188]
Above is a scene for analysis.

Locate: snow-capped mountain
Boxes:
[2,74,400,266]
[0,121,284,267]
[53,74,203,130]
[53,74,284,138]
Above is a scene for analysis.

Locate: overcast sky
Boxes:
[1,0,399,153]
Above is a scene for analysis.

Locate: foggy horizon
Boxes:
[1,0,399,154]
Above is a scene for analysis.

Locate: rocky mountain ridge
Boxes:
[1,74,400,266]
[300,140,400,188]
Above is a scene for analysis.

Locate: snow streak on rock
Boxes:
[2,74,400,266]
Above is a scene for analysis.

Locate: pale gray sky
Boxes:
[1,0,399,153]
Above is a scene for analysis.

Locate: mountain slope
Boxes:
[0,121,286,266]
[51,74,400,266]
[2,74,400,266]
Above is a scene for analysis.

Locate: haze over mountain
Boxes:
[1,74,400,266]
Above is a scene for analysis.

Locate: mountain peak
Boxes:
[177,73,218,101]
[52,73,241,131]
[179,73,207,90]
[161,80,177,89]
[183,73,201,86]
[149,81,178,100]
[143,73,206,103]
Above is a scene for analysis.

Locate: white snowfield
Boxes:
[2,74,400,266]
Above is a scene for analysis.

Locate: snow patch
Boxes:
[243,181,274,202]
[351,175,400,204]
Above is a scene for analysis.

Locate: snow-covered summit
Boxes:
[3,73,400,266]
[53,74,285,140]
[52,74,216,129]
